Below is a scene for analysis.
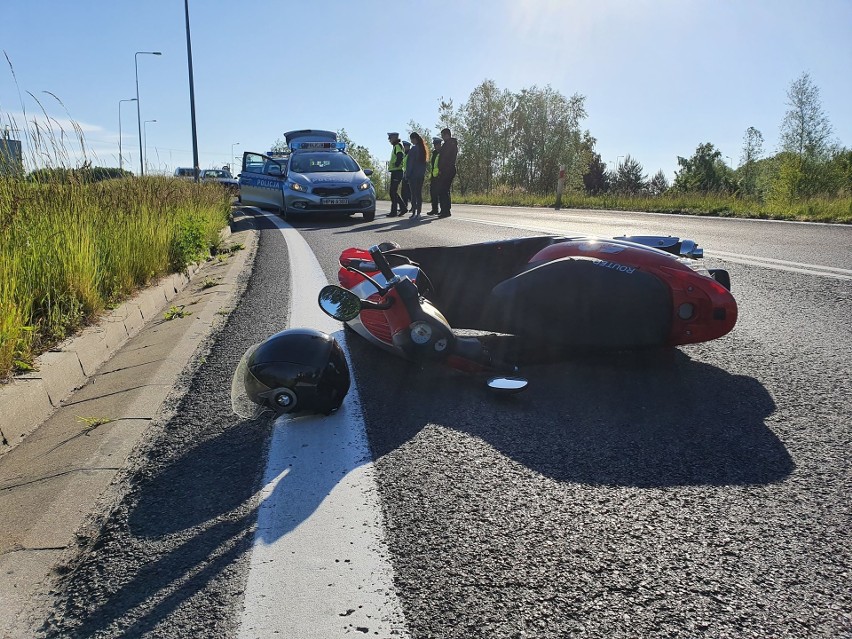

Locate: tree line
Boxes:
[336,73,849,206]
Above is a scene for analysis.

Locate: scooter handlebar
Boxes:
[369,245,397,282]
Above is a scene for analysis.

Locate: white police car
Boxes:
[238,130,376,221]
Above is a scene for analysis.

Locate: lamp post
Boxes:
[725,155,733,169]
[135,51,162,176]
[617,155,624,168]
[184,0,200,181]
[118,98,137,171]
[231,142,240,173]
[144,120,157,173]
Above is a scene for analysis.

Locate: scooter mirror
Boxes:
[486,376,528,393]
[318,285,362,322]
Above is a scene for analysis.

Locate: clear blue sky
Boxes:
[1,0,850,180]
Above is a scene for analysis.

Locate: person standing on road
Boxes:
[426,136,442,216]
[387,132,406,217]
[400,140,412,214]
[436,127,458,218]
[405,132,429,217]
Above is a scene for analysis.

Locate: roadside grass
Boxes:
[0,176,229,380]
[452,190,852,223]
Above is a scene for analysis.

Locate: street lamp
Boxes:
[118,98,137,172]
[184,0,200,181]
[231,142,240,172]
[617,155,624,168]
[135,50,162,176]
[725,155,733,169]
[144,119,157,173]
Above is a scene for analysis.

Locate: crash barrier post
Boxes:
[555,165,565,210]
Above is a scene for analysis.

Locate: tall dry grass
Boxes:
[0,176,230,380]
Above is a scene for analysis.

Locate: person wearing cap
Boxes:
[436,127,458,218]
[401,140,412,214]
[387,132,406,217]
[426,136,442,216]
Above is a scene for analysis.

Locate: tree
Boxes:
[739,127,764,196]
[456,80,513,193]
[611,155,647,194]
[673,142,732,193]
[648,169,669,196]
[772,73,836,202]
[583,151,609,195]
[780,72,833,160]
[505,85,587,195]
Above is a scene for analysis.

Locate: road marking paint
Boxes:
[238,212,407,639]
[455,215,852,281]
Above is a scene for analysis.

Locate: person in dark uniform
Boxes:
[436,127,458,218]
[387,132,405,217]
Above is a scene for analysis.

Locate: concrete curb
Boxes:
[0,225,231,456]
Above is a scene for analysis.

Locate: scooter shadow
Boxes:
[353,338,792,488]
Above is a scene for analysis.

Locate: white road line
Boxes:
[455,215,852,282]
[238,213,408,639]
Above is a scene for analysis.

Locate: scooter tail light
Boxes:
[658,265,738,345]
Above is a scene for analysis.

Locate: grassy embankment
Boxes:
[0,176,230,380]
[453,190,852,224]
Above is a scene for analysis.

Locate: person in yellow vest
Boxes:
[387,132,406,217]
[426,136,442,216]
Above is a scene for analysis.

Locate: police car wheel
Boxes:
[363,210,375,222]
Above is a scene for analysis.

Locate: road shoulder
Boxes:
[0,211,258,638]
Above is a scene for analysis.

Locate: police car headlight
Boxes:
[358,181,371,191]
[290,182,307,192]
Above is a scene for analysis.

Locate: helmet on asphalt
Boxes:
[231,328,350,418]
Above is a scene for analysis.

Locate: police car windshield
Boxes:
[290,152,359,173]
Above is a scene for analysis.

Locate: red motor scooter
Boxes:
[318,235,737,391]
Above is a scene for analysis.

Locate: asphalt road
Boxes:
[44,204,851,638]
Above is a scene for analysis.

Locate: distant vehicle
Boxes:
[201,168,240,193]
[239,130,376,222]
[174,167,195,179]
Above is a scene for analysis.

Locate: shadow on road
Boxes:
[356,340,792,488]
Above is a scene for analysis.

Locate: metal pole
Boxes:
[144,120,157,173]
[555,164,565,210]
[231,142,240,173]
[184,0,200,182]
[135,51,161,176]
[118,98,136,172]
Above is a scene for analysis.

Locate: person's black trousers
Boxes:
[437,169,456,216]
[408,174,425,214]
[389,170,404,214]
[429,178,440,213]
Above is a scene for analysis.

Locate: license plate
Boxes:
[321,197,349,205]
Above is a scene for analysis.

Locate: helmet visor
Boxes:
[231,344,271,419]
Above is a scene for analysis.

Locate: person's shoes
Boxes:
[387,212,398,217]
[437,212,451,218]
[426,210,438,216]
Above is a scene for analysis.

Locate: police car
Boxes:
[238,130,376,221]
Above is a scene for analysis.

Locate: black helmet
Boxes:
[232,328,350,417]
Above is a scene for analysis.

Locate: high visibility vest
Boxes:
[402,151,408,172]
[389,143,404,172]
[430,150,440,177]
